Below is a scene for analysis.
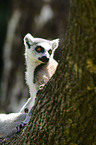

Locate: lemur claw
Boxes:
[16,122,26,132]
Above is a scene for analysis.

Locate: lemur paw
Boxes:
[39,84,45,89]
[16,122,26,132]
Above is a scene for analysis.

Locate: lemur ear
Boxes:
[24,33,34,49]
[51,39,59,50]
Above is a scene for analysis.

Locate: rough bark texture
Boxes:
[1,0,96,144]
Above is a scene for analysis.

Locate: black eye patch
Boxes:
[35,46,44,53]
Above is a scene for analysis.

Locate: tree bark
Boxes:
[2,0,96,144]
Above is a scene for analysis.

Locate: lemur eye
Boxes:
[37,47,42,51]
[48,49,52,55]
[35,46,44,53]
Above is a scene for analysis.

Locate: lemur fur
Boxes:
[20,33,59,113]
[0,113,27,138]
[0,34,59,139]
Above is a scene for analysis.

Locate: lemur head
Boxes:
[24,33,59,64]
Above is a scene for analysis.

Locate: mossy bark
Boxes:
[2,0,96,144]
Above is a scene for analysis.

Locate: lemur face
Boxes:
[24,33,59,64]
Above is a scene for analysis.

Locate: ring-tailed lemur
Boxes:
[0,33,59,139]
[20,33,59,113]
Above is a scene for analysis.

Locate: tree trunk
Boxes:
[2,0,96,144]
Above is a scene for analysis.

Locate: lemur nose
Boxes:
[39,56,49,62]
